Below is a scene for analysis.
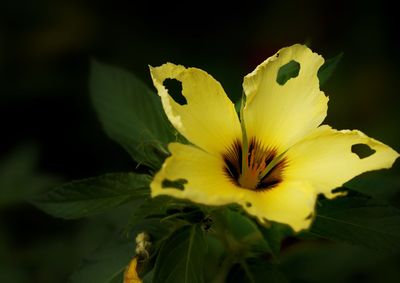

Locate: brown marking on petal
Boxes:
[305,213,314,220]
[222,138,286,191]
[256,158,287,190]
[222,139,242,186]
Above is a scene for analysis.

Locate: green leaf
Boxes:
[127,195,204,231]
[203,236,226,282]
[234,98,242,115]
[227,259,289,283]
[143,270,154,283]
[345,171,400,207]
[317,52,343,86]
[125,196,202,275]
[216,208,272,256]
[153,225,207,283]
[32,173,151,219]
[258,222,293,258]
[309,193,400,252]
[0,144,60,208]
[90,60,177,170]
[280,242,378,283]
[128,196,173,227]
[70,241,134,283]
[0,265,29,283]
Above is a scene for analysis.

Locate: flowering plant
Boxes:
[34,45,399,283]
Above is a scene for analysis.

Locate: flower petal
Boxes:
[151,143,316,231]
[151,143,246,205]
[124,256,142,283]
[244,181,317,232]
[150,63,241,154]
[285,125,400,198]
[243,44,328,153]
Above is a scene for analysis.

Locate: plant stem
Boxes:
[240,92,249,178]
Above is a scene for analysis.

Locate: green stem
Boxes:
[240,261,256,283]
[209,208,241,283]
[240,93,249,177]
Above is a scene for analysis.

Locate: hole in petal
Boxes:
[245,202,252,208]
[261,217,271,226]
[305,213,313,220]
[163,78,187,105]
[351,143,376,159]
[161,178,188,191]
[276,60,300,85]
[331,187,348,194]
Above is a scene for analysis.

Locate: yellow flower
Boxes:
[149,44,399,232]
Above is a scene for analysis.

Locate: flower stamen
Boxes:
[223,138,287,191]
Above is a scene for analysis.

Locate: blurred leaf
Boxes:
[227,258,289,283]
[142,270,154,283]
[70,240,134,283]
[129,196,188,224]
[234,98,242,114]
[309,193,400,252]
[32,173,151,219]
[132,196,175,223]
[280,242,396,283]
[152,225,207,283]
[259,222,293,258]
[217,209,272,256]
[317,52,343,86]
[203,236,225,282]
[0,213,119,283]
[0,227,7,257]
[0,144,59,208]
[90,60,177,170]
[127,195,204,232]
[345,171,400,207]
[0,265,29,283]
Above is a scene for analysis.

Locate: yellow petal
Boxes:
[124,256,142,283]
[244,181,317,232]
[150,63,241,154]
[151,143,316,231]
[285,125,400,198]
[151,143,246,205]
[243,44,328,153]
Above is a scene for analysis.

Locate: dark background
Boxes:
[1,0,399,282]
